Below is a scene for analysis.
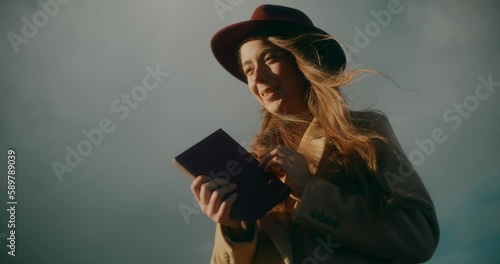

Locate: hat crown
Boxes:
[250,4,313,26]
[211,5,346,84]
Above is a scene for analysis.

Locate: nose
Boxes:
[251,63,270,84]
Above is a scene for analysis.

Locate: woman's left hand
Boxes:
[259,145,311,199]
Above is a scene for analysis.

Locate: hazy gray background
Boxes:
[1,0,499,263]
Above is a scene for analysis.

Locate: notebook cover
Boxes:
[173,128,291,225]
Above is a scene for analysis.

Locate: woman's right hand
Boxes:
[190,176,244,229]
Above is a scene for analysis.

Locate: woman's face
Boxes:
[239,39,309,115]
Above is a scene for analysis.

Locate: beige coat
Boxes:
[210,111,440,264]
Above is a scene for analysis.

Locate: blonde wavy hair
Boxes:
[239,33,397,225]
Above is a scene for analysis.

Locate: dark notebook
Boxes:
[172,128,291,227]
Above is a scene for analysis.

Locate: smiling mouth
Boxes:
[260,86,278,99]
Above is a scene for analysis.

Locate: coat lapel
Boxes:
[261,117,327,264]
[298,117,326,175]
[260,213,294,264]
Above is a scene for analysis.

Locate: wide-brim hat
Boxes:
[211,4,346,84]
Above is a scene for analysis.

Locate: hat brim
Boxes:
[211,19,346,84]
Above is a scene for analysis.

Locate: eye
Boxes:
[264,52,279,62]
[264,53,277,62]
[244,67,254,76]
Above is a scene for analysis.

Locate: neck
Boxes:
[280,111,314,147]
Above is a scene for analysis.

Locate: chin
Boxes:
[267,107,289,115]
[263,103,280,114]
[263,100,284,114]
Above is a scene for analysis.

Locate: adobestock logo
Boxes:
[7,0,71,54]
[51,64,170,183]
[344,0,412,64]
[302,235,341,264]
[383,74,498,192]
[213,0,245,21]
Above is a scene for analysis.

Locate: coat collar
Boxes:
[297,117,326,175]
[260,116,327,263]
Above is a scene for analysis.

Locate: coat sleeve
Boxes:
[210,223,259,264]
[292,114,440,263]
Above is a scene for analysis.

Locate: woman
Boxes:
[191,4,439,264]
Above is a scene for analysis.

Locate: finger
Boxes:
[216,192,238,222]
[208,183,237,216]
[259,148,287,168]
[259,146,280,164]
[200,180,219,206]
[261,154,288,172]
[277,145,295,155]
[201,178,229,208]
[274,146,300,163]
[264,156,289,173]
[259,146,276,159]
[272,145,294,156]
[191,175,211,202]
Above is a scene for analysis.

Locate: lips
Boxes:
[260,86,278,100]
